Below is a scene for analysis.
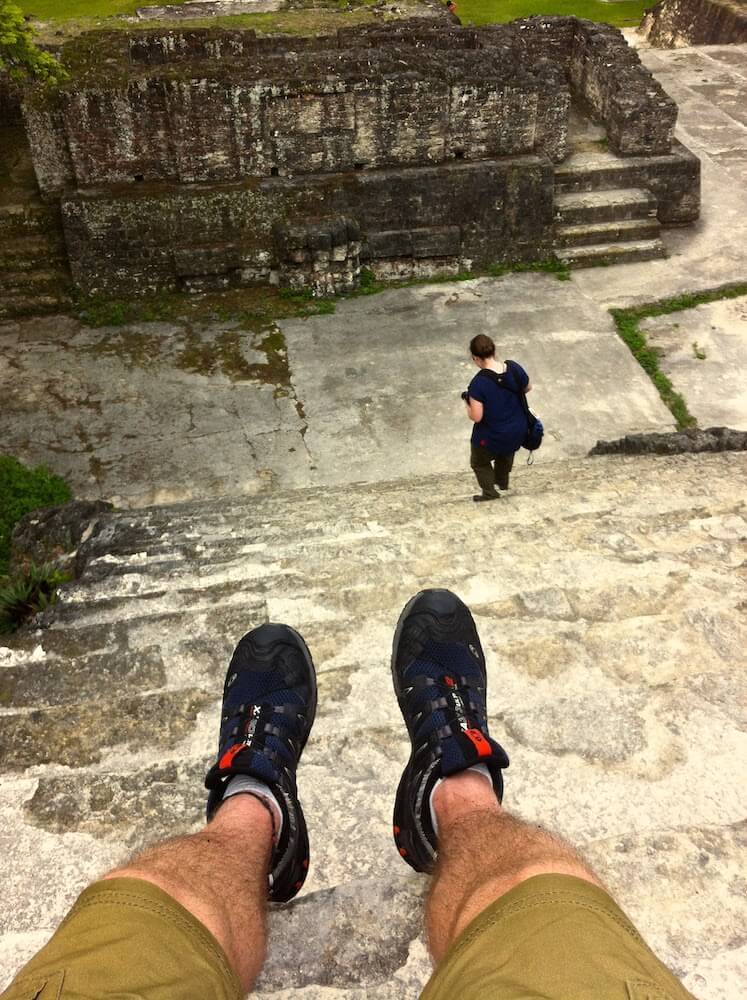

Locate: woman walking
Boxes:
[462,334,531,502]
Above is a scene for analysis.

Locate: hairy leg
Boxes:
[426,771,602,962]
[104,793,272,991]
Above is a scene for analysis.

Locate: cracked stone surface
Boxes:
[0,453,745,998]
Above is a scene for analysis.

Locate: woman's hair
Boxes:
[469,334,496,359]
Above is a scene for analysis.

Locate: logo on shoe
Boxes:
[244,704,262,740]
[443,677,469,729]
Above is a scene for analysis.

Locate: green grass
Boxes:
[18,0,185,18]
[456,0,649,27]
[21,0,648,36]
[20,0,380,42]
[609,283,747,430]
[0,563,71,635]
[0,456,71,577]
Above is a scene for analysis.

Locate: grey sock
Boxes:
[224,774,283,842]
[429,763,493,837]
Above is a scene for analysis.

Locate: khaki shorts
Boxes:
[2,875,695,1000]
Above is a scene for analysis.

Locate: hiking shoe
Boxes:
[205,623,317,902]
[473,491,500,502]
[391,589,509,872]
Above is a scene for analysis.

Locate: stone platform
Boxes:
[1,452,745,997]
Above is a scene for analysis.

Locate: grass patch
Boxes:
[0,456,71,577]
[24,2,379,44]
[487,257,571,281]
[456,0,649,27]
[0,563,71,635]
[18,0,186,18]
[609,283,747,429]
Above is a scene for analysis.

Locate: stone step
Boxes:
[0,234,67,271]
[0,202,62,238]
[0,289,74,321]
[556,238,668,268]
[0,268,70,294]
[70,455,657,559]
[71,454,731,568]
[553,188,658,226]
[0,647,166,709]
[0,688,214,771]
[554,217,661,248]
[552,144,694,195]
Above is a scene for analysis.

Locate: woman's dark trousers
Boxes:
[470,445,515,495]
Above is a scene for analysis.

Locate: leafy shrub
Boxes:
[0,455,71,576]
[0,1,67,83]
[0,563,70,634]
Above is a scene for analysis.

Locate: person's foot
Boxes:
[473,491,500,502]
[391,589,509,872]
[205,623,317,901]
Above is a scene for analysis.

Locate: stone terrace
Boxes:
[19,18,698,299]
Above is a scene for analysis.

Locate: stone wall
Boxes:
[640,0,747,46]
[25,39,570,198]
[19,18,693,298]
[24,17,679,201]
[61,156,554,297]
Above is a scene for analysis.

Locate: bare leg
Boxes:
[103,793,272,992]
[426,771,602,962]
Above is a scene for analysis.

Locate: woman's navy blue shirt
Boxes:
[468,360,530,456]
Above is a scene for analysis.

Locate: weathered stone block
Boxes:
[411,227,461,258]
[640,0,747,46]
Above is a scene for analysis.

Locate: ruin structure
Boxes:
[640,0,747,46]
[21,17,701,297]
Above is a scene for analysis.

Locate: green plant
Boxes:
[610,309,695,429]
[455,0,649,28]
[692,341,706,360]
[0,455,71,576]
[0,0,66,81]
[610,282,747,428]
[0,563,70,634]
[488,256,571,282]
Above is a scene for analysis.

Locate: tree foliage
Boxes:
[0,0,65,82]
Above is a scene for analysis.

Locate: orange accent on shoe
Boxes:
[393,825,400,836]
[444,676,455,688]
[464,729,492,757]
[399,847,408,857]
[294,880,303,891]
[218,743,247,770]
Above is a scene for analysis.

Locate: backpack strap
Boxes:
[478,363,528,415]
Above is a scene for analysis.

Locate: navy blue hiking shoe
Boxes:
[391,589,509,872]
[205,623,317,902]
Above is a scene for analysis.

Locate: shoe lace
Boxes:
[220,699,307,772]
[404,665,487,751]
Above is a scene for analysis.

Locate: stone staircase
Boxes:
[554,155,668,268]
[0,126,72,320]
[1,453,746,998]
